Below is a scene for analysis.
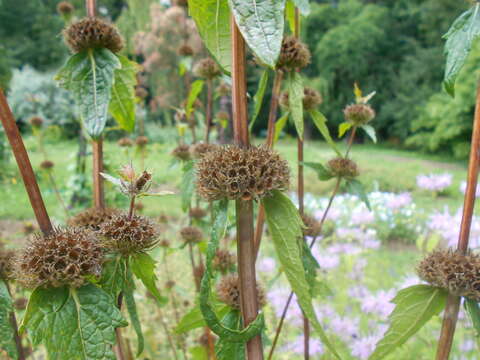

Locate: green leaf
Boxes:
[274,112,290,144]
[99,255,127,298]
[100,172,123,188]
[124,268,144,357]
[345,179,371,210]
[189,0,232,73]
[181,160,195,212]
[464,298,480,337]
[291,0,310,15]
[443,4,480,97]
[175,302,231,334]
[109,55,139,132]
[303,162,334,181]
[369,285,448,360]
[215,310,245,360]
[56,49,121,138]
[0,280,17,360]
[190,346,209,360]
[22,284,127,360]
[249,69,269,132]
[131,253,167,306]
[361,124,377,143]
[262,190,340,359]
[301,242,320,297]
[186,80,205,117]
[287,71,304,139]
[308,109,341,156]
[228,0,286,68]
[338,122,352,138]
[285,0,296,34]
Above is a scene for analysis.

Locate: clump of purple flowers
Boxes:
[416,173,452,193]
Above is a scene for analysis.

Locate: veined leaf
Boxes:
[189,0,232,73]
[186,80,205,117]
[215,310,245,360]
[361,124,377,143]
[303,162,334,181]
[131,253,167,306]
[285,0,296,34]
[175,302,231,334]
[181,160,195,212]
[0,280,17,359]
[464,298,480,337]
[338,122,352,138]
[262,190,340,359]
[345,179,371,210]
[308,109,341,156]
[109,55,139,132]
[443,4,480,97]
[274,112,290,144]
[124,267,144,356]
[369,285,447,360]
[190,346,209,360]
[229,0,286,68]
[99,255,127,298]
[287,71,304,139]
[249,69,269,132]
[22,284,127,360]
[56,48,121,138]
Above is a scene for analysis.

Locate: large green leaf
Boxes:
[274,111,290,144]
[308,109,341,156]
[109,55,139,132]
[249,69,270,132]
[262,190,340,359]
[189,0,232,73]
[287,71,304,139]
[131,253,167,306]
[369,285,448,360]
[464,298,480,337]
[22,284,127,360]
[186,80,205,117]
[56,48,121,138]
[0,280,17,359]
[285,0,296,34]
[181,160,196,212]
[175,302,231,334]
[124,267,144,357]
[228,0,286,68]
[215,310,245,360]
[443,4,480,97]
[99,255,127,298]
[303,162,334,181]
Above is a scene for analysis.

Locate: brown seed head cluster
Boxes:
[136,136,149,147]
[172,144,191,161]
[280,87,322,112]
[135,87,149,99]
[159,239,171,248]
[118,137,134,147]
[189,207,208,219]
[277,36,311,71]
[177,44,194,57]
[216,82,231,97]
[193,58,221,79]
[191,143,218,160]
[15,228,103,288]
[99,214,159,255]
[64,17,124,54]
[302,214,322,238]
[343,104,375,125]
[194,264,205,280]
[135,171,152,192]
[180,226,203,244]
[0,247,15,280]
[216,274,266,309]
[417,249,480,301]
[196,145,290,201]
[68,207,119,231]
[57,1,74,15]
[29,116,44,128]
[327,157,359,178]
[40,160,55,170]
[212,249,236,274]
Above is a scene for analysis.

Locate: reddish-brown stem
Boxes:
[92,139,105,209]
[128,196,136,220]
[231,15,263,359]
[205,78,213,143]
[86,0,95,17]
[188,242,200,292]
[345,126,357,158]
[267,291,294,360]
[5,283,26,360]
[0,90,53,235]
[435,80,480,360]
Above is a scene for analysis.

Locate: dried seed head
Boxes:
[135,136,149,147]
[216,111,230,121]
[68,207,119,231]
[159,239,171,248]
[57,1,74,15]
[327,157,359,178]
[63,17,123,54]
[212,249,236,274]
[216,82,231,97]
[302,214,322,238]
[15,227,103,288]
[344,104,375,125]
[118,137,134,147]
[0,247,15,280]
[279,87,322,111]
[135,171,152,192]
[135,87,149,99]
[193,58,221,79]
[165,280,176,289]
[277,36,311,71]
[189,207,208,219]
[191,143,218,160]
[29,116,44,128]
[417,249,480,301]
[40,160,55,170]
[194,263,205,280]
[177,44,194,57]
[172,144,191,161]
[180,226,203,244]
[216,274,266,309]
[196,145,290,201]
[99,214,159,255]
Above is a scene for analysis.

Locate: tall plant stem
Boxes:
[345,126,357,158]
[6,282,26,360]
[435,80,480,360]
[92,139,105,209]
[0,90,53,235]
[205,78,213,143]
[231,15,263,359]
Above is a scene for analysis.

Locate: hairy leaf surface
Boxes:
[287,71,304,139]
[131,252,166,306]
[0,280,17,359]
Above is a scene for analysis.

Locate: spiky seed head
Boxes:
[191,143,218,160]
[183,300,190,307]
[216,274,266,309]
[216,82,231,97]
[135,136,149,147]
[189,207,208,219]
[344,104,375,125]
[99,214,159,255]
[40,160,55,170]
[159,239,171,248]
[327,157,359,178]
[0,247,15,280]
[15,228,103,288]
[29,116,44,128]
[172,144,191,161]
[118,137,134,147]
[279,87,322,112]
[196,145,290,201]
[68,207,119,231]
[57,1,74,15]
[177,44,194,57]
[417,249,480,301]
[135,87,148,99]
[165,280,175,289]
[193,58,221,79]
[63,17,124,54]
[212,249,236,274]
[180,226,203,244]
[277,36,311,71]
[302,214,322,238]
[135,171,152,192]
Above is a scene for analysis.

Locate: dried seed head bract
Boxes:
[0,245,15,280]
[180,226,203,244]
[327,157,359,179]
[63,17,124,54]
[212,249,236,274]
[29,116,44,128]
[343,103,376,126]
[417,249,480,301]
[193,58,221,80]
[15,228,103,288]
[216,274,266,309]
[57,1,74,16]
[68,207,119,231]
[196,145,290,201]
[189,207,208,219]
[135,136,149,147]
[118,137,134,147]
[190,143,218,160]
[177,44,194,57]
[277,36,311,71]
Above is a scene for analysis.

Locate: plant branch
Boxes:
[6,282,26,360]
[92,139,105,209]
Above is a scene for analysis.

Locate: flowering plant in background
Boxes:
[460,181,480,197]
[416,173,452,195]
